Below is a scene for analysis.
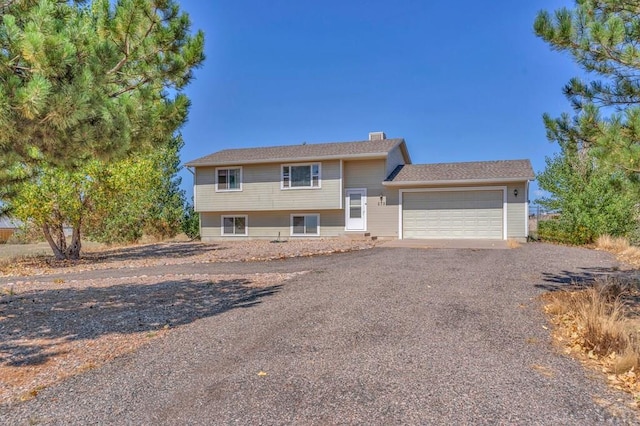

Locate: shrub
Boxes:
[537,151,638,245]
[538,217,594,245]
[544,279,640,374]
[181,203,200,240]
[7,221,44,244]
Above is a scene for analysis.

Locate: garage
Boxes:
[402,189,504,239]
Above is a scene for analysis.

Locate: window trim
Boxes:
[281,163,321,190]
[215,167,243,192]
[220,215,248,236]
[290,213,320,236]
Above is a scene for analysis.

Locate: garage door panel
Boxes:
[402,190,503,239]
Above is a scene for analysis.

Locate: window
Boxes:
[216,167,242,191]
[290,214,320,236]
[282,163,320,189]
[221,216,247,236]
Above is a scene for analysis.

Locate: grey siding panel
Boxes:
[506,183,527,238]
[385,145,406,178]
[195,161,341,212]
[343,160,398,238]
[200,211,344,240]
[200,212,220,239]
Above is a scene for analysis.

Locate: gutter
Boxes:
[184,153,390,168]
[382,177,535,186]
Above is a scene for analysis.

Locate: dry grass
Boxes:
[596,235,640,268]
[596,235,631,253]
[507,239,521,249]
[542,279,640,400]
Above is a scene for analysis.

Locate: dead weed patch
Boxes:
[507,239,521,249]
[596,235,640,268]
[542,279,640,404]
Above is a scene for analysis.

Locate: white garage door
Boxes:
[402,190,504,239]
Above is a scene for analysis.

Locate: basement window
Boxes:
[221,216,247,236]
[290,214,320,236]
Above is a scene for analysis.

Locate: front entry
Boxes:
[345,188,367,231]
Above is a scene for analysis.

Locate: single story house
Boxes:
[185,132,535,241]
[0,216,21,243]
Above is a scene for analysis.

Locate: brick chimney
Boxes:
[369,131,386,141]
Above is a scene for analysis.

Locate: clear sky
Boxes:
[176,0,579,201]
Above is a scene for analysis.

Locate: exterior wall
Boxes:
[0,229,14,243]
[506,183,527,239]
[194,160,341,212]
[200,210,345,240]
[393,181,530,240]
[385,145,406,178]
[343,159,399,238]
[193,153,530,240]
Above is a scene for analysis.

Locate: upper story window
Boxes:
[282,163,321,189]
[216,167,242,192]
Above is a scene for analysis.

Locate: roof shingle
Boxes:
[385,160,535,183]
[185,138,406,167]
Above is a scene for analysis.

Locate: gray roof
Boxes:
[385,160,535,184]
[185,138,407,167]
[0,216,21,229]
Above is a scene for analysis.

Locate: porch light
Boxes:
[513,189,518,198]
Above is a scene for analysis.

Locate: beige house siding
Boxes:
[343,159,399,238]
[195,160,341,212]
[385,145,406,178]
[200,210,344,240]
[506,183,527,239]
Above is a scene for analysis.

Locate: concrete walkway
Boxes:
[380,239,510,249]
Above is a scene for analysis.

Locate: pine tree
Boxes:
[0,0,203,178]
[534,1,640,242]
[0,0,204,258]
[143,135,186,241]
[535,1,640,170]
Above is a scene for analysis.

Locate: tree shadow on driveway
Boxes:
[536,266,639,292]
[0,277,281,368]
[83,242,225,263]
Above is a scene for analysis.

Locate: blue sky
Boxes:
[177,0,579,201]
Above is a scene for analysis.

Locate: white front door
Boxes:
[345,189,367,231]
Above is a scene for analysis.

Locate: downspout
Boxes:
[339,159,344,209]
[525,180,530,239]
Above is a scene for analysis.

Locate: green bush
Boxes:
[537,152,638,245]
[181,203,200,240]
[538,218,595,245]
[7,221,45,244]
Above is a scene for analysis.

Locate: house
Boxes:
[185,132,535,241]
[0,216,20,243]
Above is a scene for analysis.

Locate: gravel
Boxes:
[0,239,376,278]
[2,242,639,424]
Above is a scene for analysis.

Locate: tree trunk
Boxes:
[55,223,67,253]
[42,223,66,260]
[65,225,82,260]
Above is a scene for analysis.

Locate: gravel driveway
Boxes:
[2,243,638,424]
